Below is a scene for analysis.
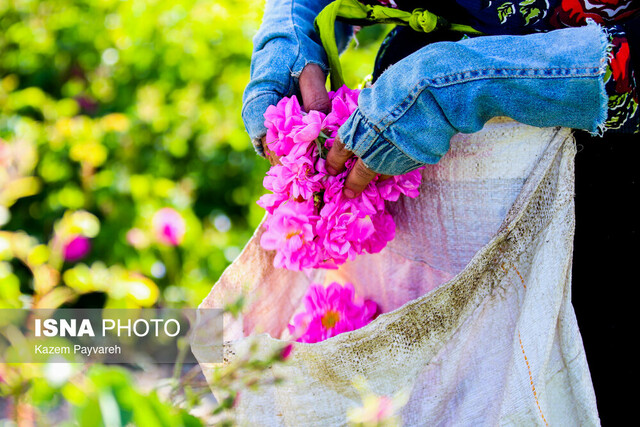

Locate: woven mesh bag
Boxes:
[193,119,599,426]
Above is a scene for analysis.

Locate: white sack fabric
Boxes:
[194,118,599,426]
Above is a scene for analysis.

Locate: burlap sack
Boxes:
[194,118,599,426]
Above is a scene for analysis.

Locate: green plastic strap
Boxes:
[314,0,483,90]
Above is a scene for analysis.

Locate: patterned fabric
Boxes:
[371,0,640,133]
[550,0,639,27]
[471,0,639,133]
[603,26,639,133]
[376,0,640,32]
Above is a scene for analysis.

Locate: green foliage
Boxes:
[0,0,388,424]
[1,0,272,310]
[2,363,203,426]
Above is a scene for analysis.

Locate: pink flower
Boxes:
[280,343,294,360]
[362,211,396,254]
[263,147,323,200]
[258,85,423,271]
[260,200,320,270]
[377,168,424,201]
[152,208,186,246]
[257,192,289,215]
[264,96,305,156]
[292,110,325,144]
[351,182,385,217]
[288,282,378,343]
[322,87,360,148]
[377,0,397,8]
[63,235,91,262]
[316,202,374,263]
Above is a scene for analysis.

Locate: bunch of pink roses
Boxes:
[258,86,423,271]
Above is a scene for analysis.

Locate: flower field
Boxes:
[0,0,388,424]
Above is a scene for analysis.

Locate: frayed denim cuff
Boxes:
[338,109,424,176]
[340,24,611,171]
[242,91,282,157]
[291,58,329,80]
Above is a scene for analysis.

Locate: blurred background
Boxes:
[0,0,388,424]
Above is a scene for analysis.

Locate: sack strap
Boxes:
[314,0,483,90]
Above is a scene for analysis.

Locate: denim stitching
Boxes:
[372,65,604,130]
[351,24,609,164]
[367,130,424,171]
[345,110,425,172]
[427,66,604,88]
[343,111,378,155]
[289,0,303,79]
[375,83,425,127]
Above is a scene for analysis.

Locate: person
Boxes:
[243,1,639,190]
[242,0,639,423]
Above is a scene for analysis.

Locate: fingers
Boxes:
[325,137,353,176]
[326,137,376,199]
[343,158,377,199]
[298,64,330,114]
[263,63,326,167]
[262,136,281,166]
[299,65,376,199]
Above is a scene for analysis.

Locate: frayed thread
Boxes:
[252,135,266,157]
[290,60,330,79]
[586,18,613,137]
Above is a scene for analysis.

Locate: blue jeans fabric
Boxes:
[337,23,610,175]
[241,1,610,172]
[241,0,352,154]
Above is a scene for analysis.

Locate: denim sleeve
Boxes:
[336,24,611,175]
[242,0,352,156]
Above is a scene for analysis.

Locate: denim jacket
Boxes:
[241,0,352,155]
[337,24,610,174]
[242,1,638,174]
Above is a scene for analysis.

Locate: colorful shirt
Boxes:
[383,0,639,33]
[369,0,639,133]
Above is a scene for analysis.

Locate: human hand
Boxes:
[262,63,330,166]
[325,136,390,199]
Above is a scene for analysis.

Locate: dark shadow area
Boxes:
[572,129,638,425]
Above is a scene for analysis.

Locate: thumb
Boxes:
[299,63,331,114]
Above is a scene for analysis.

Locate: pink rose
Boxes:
[152,208,186,246]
